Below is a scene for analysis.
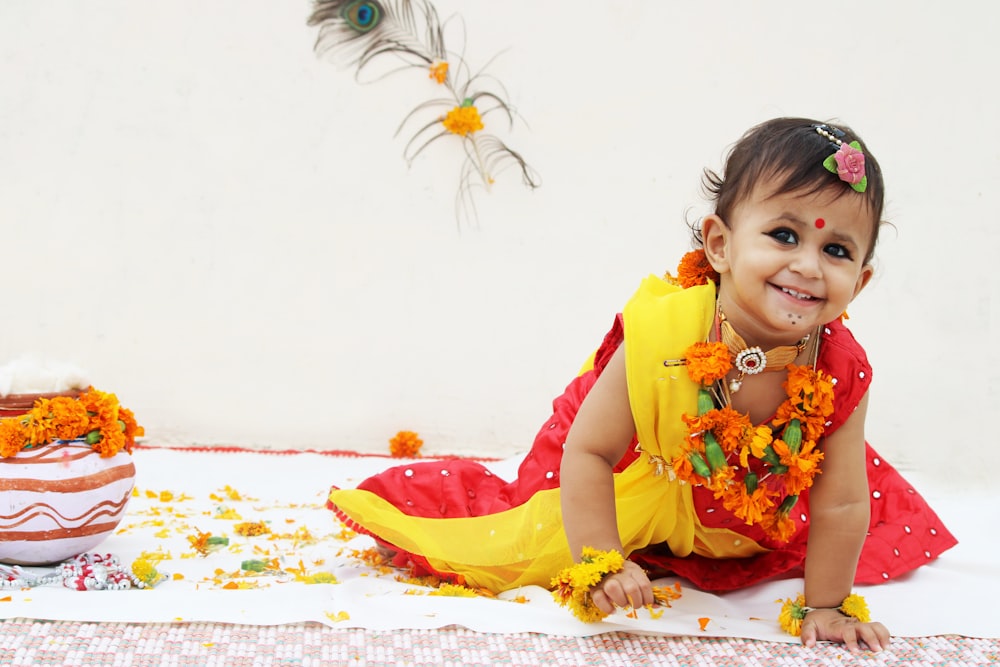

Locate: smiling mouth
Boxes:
[777,286,820,302]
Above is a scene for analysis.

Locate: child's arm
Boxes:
[559,344,654,612]
[800,391,890,652]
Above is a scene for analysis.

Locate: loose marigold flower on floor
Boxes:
[429,584,479,598]
[234,521,270,537]
[389,430,423,458]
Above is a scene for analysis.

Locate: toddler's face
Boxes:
[713,182,875,346]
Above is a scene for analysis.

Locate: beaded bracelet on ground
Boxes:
[0,553,166,591]
[778,592,871,636]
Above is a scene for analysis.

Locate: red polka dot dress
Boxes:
[328,286,957,592]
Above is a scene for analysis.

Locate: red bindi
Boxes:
[814,218,826,229]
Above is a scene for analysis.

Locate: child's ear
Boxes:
[852,263,875,300]
[701,214,730,273]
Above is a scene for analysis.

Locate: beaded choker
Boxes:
[717,306,809,393]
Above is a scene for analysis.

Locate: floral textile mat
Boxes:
[1,446,996,645]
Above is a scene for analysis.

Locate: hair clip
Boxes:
[814,124,867,193]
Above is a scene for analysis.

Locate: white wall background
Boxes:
[2,1,997,489]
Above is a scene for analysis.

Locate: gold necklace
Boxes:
[717,307,810,393]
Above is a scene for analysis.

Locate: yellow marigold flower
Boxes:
[442,104,483,136]
[777,593,807,636]
[429,60,448,84]
[550,548,625,623]
[234,521,271,537]
[684,341,732,385]
[840,593,871,623]
[131,558,166,587]
[429,583,479,598]
[389,430,423,458]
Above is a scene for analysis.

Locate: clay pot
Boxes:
[0,440,135,565]
[0,390,82,418]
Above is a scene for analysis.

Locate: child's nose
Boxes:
[788,250,822,278]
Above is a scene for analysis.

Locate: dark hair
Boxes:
[695,117,885,264]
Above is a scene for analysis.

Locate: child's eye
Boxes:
[769,229,797,245]
[824,244,853,260]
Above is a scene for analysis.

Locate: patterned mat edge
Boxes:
[1,619,998,667]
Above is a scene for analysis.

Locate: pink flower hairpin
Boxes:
[814,125,867,193]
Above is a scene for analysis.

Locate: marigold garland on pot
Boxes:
[0,387,143,458]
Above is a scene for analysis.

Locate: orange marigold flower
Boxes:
[91,421,127,458]
[118,406,144,451]
[442,104,483,136]
[707,464,735,497]
[670,448,698,484]
[772,438,824,496]
[722,482,776,526]
[761,510,796,543]
[783,366,835,418]
[672,249,720,288]
[79,387,120,430]
[683,406,750,455]
[429,60,449,84]
[48,396,91,440]
[389,430,423,458]
[685,341,731,385]
[739,425,773,469]
[0,419,27,458]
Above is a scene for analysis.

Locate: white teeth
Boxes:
[781,287,814,300]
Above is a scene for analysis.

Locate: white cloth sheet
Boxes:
[1,448,995,642]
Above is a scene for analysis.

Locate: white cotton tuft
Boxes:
[0,355,90,396]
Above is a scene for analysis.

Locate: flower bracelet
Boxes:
[550,547,682,622]
[778,593,871,636]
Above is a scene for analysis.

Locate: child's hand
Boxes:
[589,560,653,615]
[800,608,891,652]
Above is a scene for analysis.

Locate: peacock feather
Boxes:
[308,0,540,223]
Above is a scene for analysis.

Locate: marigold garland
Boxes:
[777,593,871,636]
[665,255,835,543]
[0,387,143,458]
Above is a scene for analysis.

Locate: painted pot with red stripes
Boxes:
[0,440,135,565]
